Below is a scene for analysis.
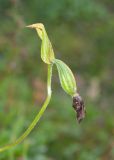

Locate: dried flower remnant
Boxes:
[72,94,85,123]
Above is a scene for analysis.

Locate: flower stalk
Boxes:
[0,64,53,152]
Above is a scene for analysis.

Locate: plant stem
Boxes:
[0,64,53,152]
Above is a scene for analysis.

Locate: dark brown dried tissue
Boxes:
[72,94,85,123]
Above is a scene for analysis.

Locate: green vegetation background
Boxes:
[0,0,114,159]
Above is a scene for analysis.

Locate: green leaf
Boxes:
[26,23,55,64]
[54,59,77,96]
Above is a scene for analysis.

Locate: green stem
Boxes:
[0,64,52,152]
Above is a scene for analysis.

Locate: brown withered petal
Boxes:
[72,94,85,123]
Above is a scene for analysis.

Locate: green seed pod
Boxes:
[54,59,77,96]
[26,23,55,64]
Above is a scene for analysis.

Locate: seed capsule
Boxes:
[54,59,77,96]
[72,94,85,123]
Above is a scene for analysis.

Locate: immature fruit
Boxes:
[54,59,77,96]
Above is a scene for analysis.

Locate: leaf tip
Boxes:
[26,23,44,29]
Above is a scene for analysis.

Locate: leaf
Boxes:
[26,23,55,64]
[54,59,77,96]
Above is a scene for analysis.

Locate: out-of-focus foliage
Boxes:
[0,0,114,159]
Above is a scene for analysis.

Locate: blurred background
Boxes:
[0,0,114,160]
